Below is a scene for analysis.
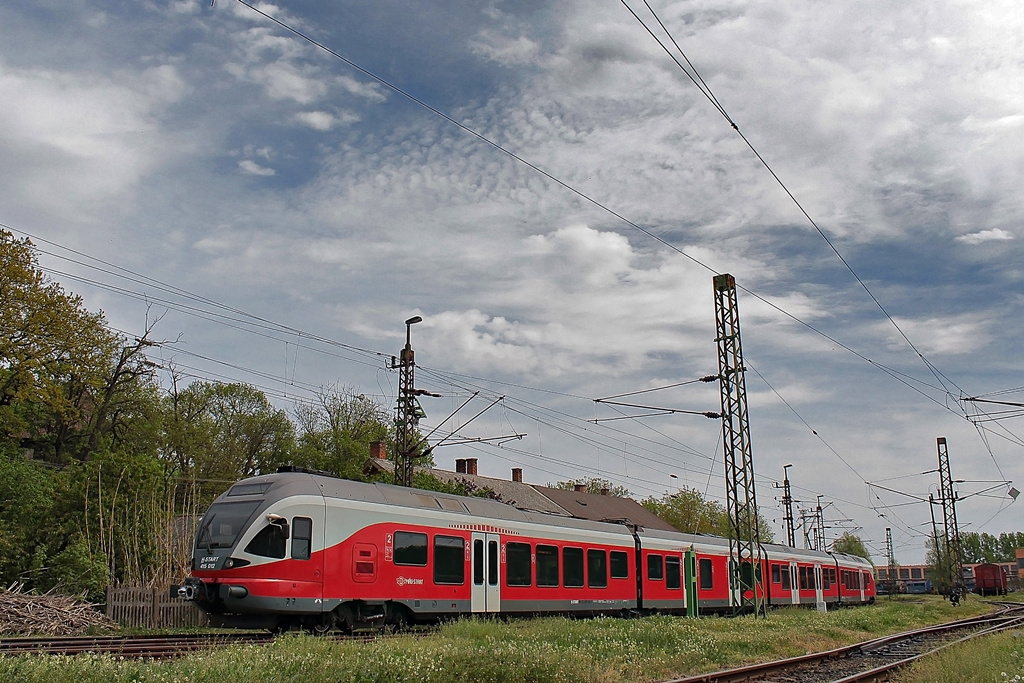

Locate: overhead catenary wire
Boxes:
[2,2,1015,552]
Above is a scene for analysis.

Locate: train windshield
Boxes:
[195,501,262,551]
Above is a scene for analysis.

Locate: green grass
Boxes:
[892,628,1024,683]
[0,596,1010,683]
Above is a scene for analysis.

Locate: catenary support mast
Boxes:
[937,437,965,595]
[713,274,766,617]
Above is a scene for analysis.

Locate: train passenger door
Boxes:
[471,532,500,613]
[814,564,824,606]
[290,502,325,606]
[788,562,799,604]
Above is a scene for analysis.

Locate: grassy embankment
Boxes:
[0,596,1017,683]
[892,619,1024,683]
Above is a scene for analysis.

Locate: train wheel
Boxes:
[384,605,409,633]
[310,614,334,635]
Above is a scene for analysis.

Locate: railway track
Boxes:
[0,627,430,659]
[666,603,1024,683]
[0,632,276,659]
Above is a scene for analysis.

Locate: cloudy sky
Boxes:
[2,0,1022,564]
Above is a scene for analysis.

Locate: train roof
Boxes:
[228,470,638,539]
[220,471,878,570]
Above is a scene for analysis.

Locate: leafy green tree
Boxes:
[0,230,163,464]
[550,477,630,498]
[832,533,872,563]
[997,532,1024,561]
[640,487,776,543]
[160,380,295,487]
[292,385,391,479]
[0,455,58,588]
[54,449,167,592]
[0,230,116,461]
[642,487,729,535]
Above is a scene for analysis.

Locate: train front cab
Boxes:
[183,476,329,630]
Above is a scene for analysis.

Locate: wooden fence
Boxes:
[105,585,208,629]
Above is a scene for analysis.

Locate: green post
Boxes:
[685,546,698,618]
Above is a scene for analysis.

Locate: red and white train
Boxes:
[178,468,875,630]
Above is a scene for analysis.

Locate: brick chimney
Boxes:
[466,458,478,475]
[369,441,387,461]
[455,459,467,474]
[573,483,587,493]
[512,468,523,483]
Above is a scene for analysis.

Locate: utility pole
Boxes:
[815,495,826,552]
[773,464,796,547]
[800,508,812,550]
[937,437,965,597]
[885,527,898,598]
[713,274,766,617]
[390,316,440,487]
[928,492,941,585]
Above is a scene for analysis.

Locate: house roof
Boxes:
[363,457,677,531]
[533,485,679,532]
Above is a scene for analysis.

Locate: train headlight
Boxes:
[223,557,250,569]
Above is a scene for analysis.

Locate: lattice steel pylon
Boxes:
[391,316,429,487]
[937,437,965,595]
[885,527,898,598]
[713,274,767,617]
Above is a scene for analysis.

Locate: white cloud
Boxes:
[0,58,186,220]
[470,31,539,66]
[294,110,359,131]
[881,315,989,355]
[956,228,1014,245]
[253,61,326,104]
[336,74,387,103]
[238,159,275,176]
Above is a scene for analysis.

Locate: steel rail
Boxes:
[664,604,1024,683]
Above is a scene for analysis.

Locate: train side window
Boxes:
[394,531,428,566]
[564,547,584,588]
[474,540,484,585]
[648,554,664,581]
[666,556,681,590]
[291,517,312,560]
[739,561,758,588]
[506,542,532,587]
[772,564,781,584]
[822,568,831,590]
[488,541,498,586]
[587,549,607,588]
[781,566,791,591]
[799,566,815,590]
[610,551,629,579]
[244,524,286,559]
[434,535,465,585]
[698,558,713,590]
[537,544,559,587]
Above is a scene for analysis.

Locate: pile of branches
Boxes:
[0,584,119,636]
